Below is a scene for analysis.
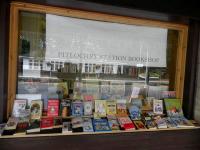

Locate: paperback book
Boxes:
[145,120,157,129]
[3,117,18,135]
[154,116,168,129]
[26,119,41,134]
[83,118,94,132]
[117,116,135,130]
[72,101,84,116]
[171,117,195,128]
[60,99,71,117]
[164,98,183,117]
[47,99,59,117]
[94,100,106,117]
[163,117,177,128]
[30,100,43,120]
[153,99,163,115]
[71,117,83,132]
[133,120,146,130]
[128,103,141,120]
[83,101,93,116]
[14,118,29,135]
[93,118,111,132]
[62,121,72,133]
[116,101,127,116]
[40,117,54,129]
[107,115,120,130]
[12,99,27,117]
[106,100,117,115]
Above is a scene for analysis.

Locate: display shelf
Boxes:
[1,126,199,139]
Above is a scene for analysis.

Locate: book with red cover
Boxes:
[47,99,59,117]
[117,116,135,130]
[40,117,54,129]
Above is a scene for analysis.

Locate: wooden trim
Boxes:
[7,2,188,117]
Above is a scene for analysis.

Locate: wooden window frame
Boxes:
[8,2,188,118]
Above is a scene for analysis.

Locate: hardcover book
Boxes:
[72,101,84,116]
[47,99,59,117]
[107,115,120,130]
[83,118,94,132]
[93,118,111,132]
[12,99,27,117]
[153,99,163,115]
[164,98,183,117]
[30,100,43,120]
[95,100,106,117]
[106,100,117,115]
[83,101,93,116]
[117,116,135,130]
[133,120,146,130]
[60,99,71,117]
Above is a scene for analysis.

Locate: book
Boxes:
[83,101,93,116]
[53,117,62,133]
[40,117,54,129]
[62,121,72,133]
[128,102,141,120]
[72,101,84,116]
[83,118,94,132]
[145,120,157,129]
[154,116,167,129]
[60,99,71,117]
[30,100,43,120]
[47,99,59,117]
[71,117,83,132]
[153,99,163,115]
[133,120,146,130]
[163,117,177,128]
[26,119,41,134]
[14,118,29,135]
[164,98,183,117]
[107,115,120,130]
[3,117,18,135]
[116,100,127,116]
[117,116,135,130]
[12,99,27,117]
[94,100,106,117]
[106,100,117,115]
[171,117,195,128]
[93,118,111,132]
[0,123,6,136]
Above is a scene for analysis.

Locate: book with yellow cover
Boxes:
[106,100,117,115]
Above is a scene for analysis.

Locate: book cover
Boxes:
[72,101,84,116]
[154,116,167,129]
[128,104,141,120]
[47,99,59,117]
[83,118,94,132]
[15,118,29,135]
[60,99,71,117]
[12,99,27,117]
[93,118,111,132]
[106,100,117,115]
[62,121,72,133]
[4,117,18,130]
[107,115,120,130]
[95,100,106,117]
[153,99,163,115]
[164,98,183,117]
[117,116,135,130]
[171,117,195,128]
[83,101,93,116]
[26,119,41,134]
[133,120,146,130]
[71,117,83,132]
[163,117,177,128]
[145,120,157,129]
[30,100,43,120]
[40,117,54,129]
[116,99,127,115]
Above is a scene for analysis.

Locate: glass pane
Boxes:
[17,11,178,113]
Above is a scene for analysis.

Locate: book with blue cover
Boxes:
[72,101,83,116]
[93,118,111,132]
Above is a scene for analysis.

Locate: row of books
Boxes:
[0,113,196,136]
